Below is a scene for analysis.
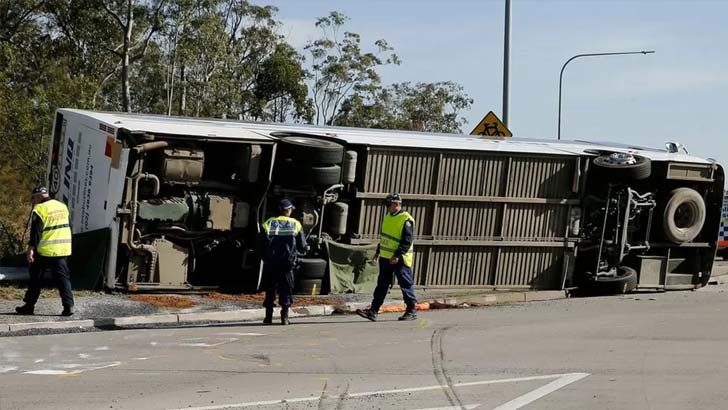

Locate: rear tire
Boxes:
[586,266,638,295]
[663,188,706,244]
[295,279,323,295]
[275,163,341,187]
[310,165,341,186]
[299,258,327,280]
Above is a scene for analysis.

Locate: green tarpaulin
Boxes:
[325,240,380,294]
[70,228,111,290]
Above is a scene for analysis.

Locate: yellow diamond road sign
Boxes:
[470,111,512,138]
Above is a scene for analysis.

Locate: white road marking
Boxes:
[95,346,110,351]
[151,338,238,348]
[215,332,264,336]
[34,359,45,363]
[177,341,231,348]
[166,373,590,410]
[0,366,19,373]
[24,361,122,375]
[491,373,590,410]
[79,353,91,359]
[415,405,480,410]
[24,370,68,375]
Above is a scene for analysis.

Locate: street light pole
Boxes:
[502,0,511,127]
[557,50,655,140]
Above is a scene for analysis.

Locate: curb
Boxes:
[0,304,338,335]
[0,290,568,335]
[335,290,567,313]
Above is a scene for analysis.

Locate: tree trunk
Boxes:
[166,29,178,116]
[179,64,186,115]
[121,0,134,112]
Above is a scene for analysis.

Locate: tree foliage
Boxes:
[305,11,399,125]
[0,4,472,257]
[335,81,473,133]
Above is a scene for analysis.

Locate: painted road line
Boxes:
[491,372,590,410]
[150,337,238,348]
[166,372,590,410]
[23,361,122,375]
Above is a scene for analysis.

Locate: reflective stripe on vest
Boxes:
[34,199,72,257]
[262,216,302,237]
[379,211,414,267]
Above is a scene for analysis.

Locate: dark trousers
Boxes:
[371,258,417,312]
[24,255,74,307]
[262,261,294,309]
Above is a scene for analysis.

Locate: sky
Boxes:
[254,0,728,168]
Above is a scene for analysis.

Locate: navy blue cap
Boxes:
[279,199,295,209]
[32,186,48,195]
[385,192,402,205]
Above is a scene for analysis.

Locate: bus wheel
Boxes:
[309,165,342,186]
[295,279,323,295]
[587,266,638,295]
[278,136,344,165]
[299,258,327,280]
[663,188,706,244]
[592,152,651,181]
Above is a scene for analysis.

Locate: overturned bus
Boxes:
[47,109,724,294]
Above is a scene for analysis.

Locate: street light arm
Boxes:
[557,50,655,140]
[560,51,655,83]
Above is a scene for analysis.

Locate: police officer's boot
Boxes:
[15,304,34,315]
[280,307,290,325]
[61,304,74,317]
[398,305,417,321]
[356,308,378,322]
[263,308,274,325]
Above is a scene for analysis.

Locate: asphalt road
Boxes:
[2,282,728,410]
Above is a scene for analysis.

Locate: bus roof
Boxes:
[59,109,714,164]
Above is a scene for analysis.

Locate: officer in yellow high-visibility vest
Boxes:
[357,193,418,321]
[16,187,75,316]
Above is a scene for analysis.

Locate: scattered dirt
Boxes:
[204,292,344,307]
[428,301,462,310]
[129,295,196,309]
[0,286,34,300]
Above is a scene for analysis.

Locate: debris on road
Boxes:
[129,295,196,309]
[203,292,345,307]
[377,302,430,312]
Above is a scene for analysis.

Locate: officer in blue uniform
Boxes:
[259,199,308,325]
[356,193,418,321]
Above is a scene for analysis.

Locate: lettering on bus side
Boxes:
[63,137,75,189]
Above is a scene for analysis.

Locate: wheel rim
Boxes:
[674,201,699,230]
[605,152,637,165]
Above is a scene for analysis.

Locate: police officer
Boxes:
[259,199,307,325]
[16,187,74,316]
[357,193,418,321]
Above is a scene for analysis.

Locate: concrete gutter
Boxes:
[0,290,567,335]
